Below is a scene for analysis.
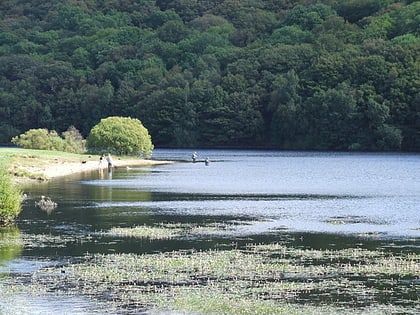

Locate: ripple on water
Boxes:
[0,294,110,315]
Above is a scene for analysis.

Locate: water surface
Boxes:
[1,149,419,313]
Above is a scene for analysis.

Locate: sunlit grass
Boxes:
[108,225,184,240]
[0,148,92,181]
[106,222,240,240]
[0,147,87,164]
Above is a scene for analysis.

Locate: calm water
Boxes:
[1,149,419,313]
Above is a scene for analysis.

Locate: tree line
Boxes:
[0,0,418,151]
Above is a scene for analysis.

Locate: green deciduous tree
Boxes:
[270,70,302,149]
[87,116,154,158]
[303,83,358,150]
[284,4,336,30]
[269,26,314,45]
[335,0,393,23]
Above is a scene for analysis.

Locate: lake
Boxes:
[1,149,419,314]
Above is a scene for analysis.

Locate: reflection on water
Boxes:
[0,226,23,265]
[0,293,110,315]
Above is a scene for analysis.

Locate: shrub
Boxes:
[0,166,22,224]
[87,116,154,158]
[61,126,86,153]
[11,128,63,151]
[11,126,86,153]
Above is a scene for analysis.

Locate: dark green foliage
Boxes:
[0,0,418,151]
[335,0,393,23]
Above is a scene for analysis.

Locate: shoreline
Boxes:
[41,158,172,179]
[6,153,172,184]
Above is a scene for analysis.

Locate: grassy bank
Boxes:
[0,148,94,181]
[0,148,169,183]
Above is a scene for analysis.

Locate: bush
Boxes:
[11,128,63,150]
[11,126,86,153]
[87,116,154,158]
[0,167,22,224]
[61,126,86,153]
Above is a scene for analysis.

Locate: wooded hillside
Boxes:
[0,0,419,151]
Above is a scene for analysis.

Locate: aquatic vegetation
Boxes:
[21,233,87,249]
[108,225,183,240]
[34,196,57,214]
[19,243,419,314]
[106,221,242,240]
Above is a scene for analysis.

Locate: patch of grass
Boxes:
[105,222,246,240]
[0,147,85,162]
[0,148,93,182]
[108,225,184,240]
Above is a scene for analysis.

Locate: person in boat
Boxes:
[205,157,210,166]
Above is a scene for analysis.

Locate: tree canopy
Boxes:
[0,0,419,151]
[87,116,154,158]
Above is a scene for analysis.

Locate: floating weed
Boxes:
[34,196,58,214]
[19,232,93,249]
[108,225,183,240]
[105,221,244,240]
[5,243,419,314]
[156,287,345,315]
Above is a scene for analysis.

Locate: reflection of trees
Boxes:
[19,170,153,229]
[22,168,153,202]
[0,226,23,263]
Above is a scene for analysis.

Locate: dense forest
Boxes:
[0,0,419,151]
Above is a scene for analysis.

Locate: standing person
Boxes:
[106,153,113,171]
[99,154,105,169]
[192,152,198,163]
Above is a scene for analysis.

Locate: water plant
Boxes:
[106,222,246,240]
[34,196,58,214]
[108,224,184,240]
[18,243,418,314]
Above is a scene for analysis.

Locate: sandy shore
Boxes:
[42,159,171,179]
[11,157,172,184]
